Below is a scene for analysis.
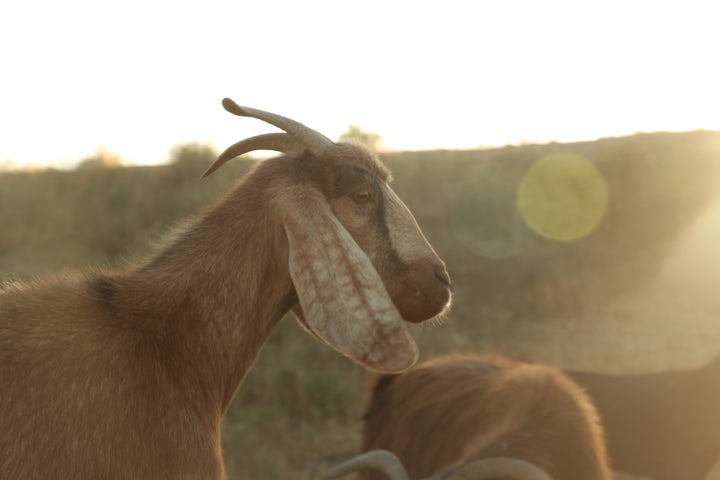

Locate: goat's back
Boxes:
[362,353,611,480]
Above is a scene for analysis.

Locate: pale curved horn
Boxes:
[323,450,409,480]
[222,98,333,157]
[448,457,553,480]
[201,133,303,178]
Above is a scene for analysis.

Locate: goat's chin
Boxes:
[391,282,451,324]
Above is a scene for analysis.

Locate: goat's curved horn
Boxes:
[201,133,304,178]
[447,457,553,480]
[323,450,409,480]
[222,98,333,157]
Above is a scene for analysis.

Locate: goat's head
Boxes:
[203,98,451,372]
[323,449,554,480]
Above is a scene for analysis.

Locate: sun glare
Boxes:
[518,153,609,242]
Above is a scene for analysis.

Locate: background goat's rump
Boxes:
[361,353,612,480]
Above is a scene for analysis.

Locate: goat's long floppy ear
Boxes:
[281,187,418,373]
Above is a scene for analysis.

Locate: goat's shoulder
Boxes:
[0,270,128,356]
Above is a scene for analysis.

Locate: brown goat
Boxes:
[567,353,720,480]
[0,99,451,480]
[328,353,611,480]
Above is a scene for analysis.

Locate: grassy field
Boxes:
[2,132,720,479]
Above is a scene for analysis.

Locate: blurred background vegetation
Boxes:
[2,130,720,479]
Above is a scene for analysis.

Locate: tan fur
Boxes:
[361,353,612,480]
[0,116,450,478]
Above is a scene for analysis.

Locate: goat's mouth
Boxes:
[392,280,451,324]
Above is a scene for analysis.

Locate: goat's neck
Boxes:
[118,191,296,416]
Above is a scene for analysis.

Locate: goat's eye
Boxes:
[352,191,370,204]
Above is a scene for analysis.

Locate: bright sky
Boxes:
[1,0,718,169]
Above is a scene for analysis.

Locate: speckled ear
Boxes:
[281,186,418,373]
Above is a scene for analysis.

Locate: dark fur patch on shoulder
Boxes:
[88,275,118,309]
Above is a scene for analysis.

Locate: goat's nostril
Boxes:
[434,268,450,287]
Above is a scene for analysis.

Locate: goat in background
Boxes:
[568,353,720,480]
[0,98,451,479]
[327,353,611,480]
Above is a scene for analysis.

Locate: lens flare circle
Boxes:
[518,153,608,242]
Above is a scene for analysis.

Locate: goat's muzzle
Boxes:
[390,260,451,323]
